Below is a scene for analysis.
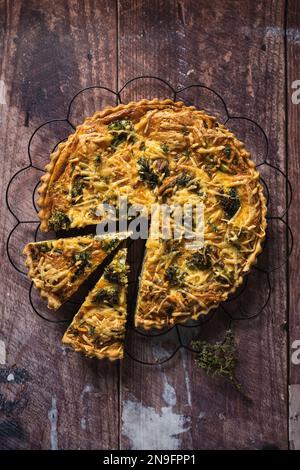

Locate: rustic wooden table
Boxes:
[0,0,299,450]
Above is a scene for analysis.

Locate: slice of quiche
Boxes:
[62,248,129,360]
[23,233,128,310]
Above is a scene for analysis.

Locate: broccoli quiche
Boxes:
[23,234,127,310]
[62,248,129,360]
[33,98,266,330]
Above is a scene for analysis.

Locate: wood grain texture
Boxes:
[287,0,300,450]
[118,0,288,450]
[0,0,294,450]
[0,0,119,450]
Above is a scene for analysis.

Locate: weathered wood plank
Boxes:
[0,0,291,450]
[287,0,300,451]
[118,0,288,449]
[0,0,119,450]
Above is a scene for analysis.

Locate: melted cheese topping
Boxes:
[62,249,129,360]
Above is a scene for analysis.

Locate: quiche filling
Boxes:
[62,248,129,360]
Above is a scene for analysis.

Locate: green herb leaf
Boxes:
[203,154,217,171]
[73,251,89,263]
[110,134,125,148]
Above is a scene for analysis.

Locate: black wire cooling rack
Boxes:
[5,76,294,366]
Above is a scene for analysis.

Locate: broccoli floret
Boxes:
[165,265,185,287]
[187,248,212,270]
[176,172,193,188]
[93,287,119,306]
[48,211,71,231]
[38,242,51,253]
[219,187,240,219]
[161,142,170,154]
[71,175,85,198]
[137,157,159,189]
[100,238,120,253]
[108,119,135,148]
[104,263,127,285]
[71,251,91,280]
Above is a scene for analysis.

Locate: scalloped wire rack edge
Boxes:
[5,76,294,366]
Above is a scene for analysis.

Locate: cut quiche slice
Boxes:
[62,248,129,360]
[23,233,128,310]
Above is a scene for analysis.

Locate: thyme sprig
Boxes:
[191,330,241,391]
